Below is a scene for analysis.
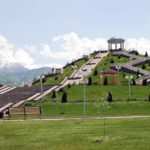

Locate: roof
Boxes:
[107,37,125,43]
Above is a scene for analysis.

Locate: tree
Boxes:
[145,51,148,57]
[94,68,98,76]
[142,79,147,86]
[52,90,57,98]
[107,92,113,102]
[110,58,114,63]
[68,84,71,89]
[61,91,68,103]
[118,55,121,59]
[123,72,126,78]
[103,77,108,85]
[142,64,146,70]
[132,79,136,85]
[135,51,139,55]
[88,76,92,85]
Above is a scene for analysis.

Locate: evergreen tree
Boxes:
[94,68,98,76]
[110,58,114,63]
[61,91,68,103]
[52,90,57,98]
[107,92,113,102]
[103,77,108,85]
[145,51,148,57]
[88,76,92,85]
[142,79,147,86]
[142,64,146,70]
[68,84,71,89]
[132,79,136,85]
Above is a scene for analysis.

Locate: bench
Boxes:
[8,106,42,119]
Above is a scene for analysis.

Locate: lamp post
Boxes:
[100,75,103,85]
[77,69,91,119]
[115,66,121,85]
[71,65,77,84]
[125,75,133,97]
[40,75,45,101]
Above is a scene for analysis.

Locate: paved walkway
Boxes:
[1,115,150,122]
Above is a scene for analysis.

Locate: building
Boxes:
[107,37,125,51]
[52,68,63,74]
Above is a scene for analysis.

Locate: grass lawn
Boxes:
[1,118,150,150]
[48,85,150,100]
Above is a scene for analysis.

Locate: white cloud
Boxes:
[127,38,150,55]
[51,32,107,61]
[40,44,53,58]
[14,48,34,68]
[24,45,36,53]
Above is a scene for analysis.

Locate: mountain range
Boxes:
[0,62,52,86]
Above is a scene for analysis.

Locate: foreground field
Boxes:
[0,118,150,150]
[25,101,150,118]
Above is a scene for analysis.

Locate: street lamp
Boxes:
[77,69,91,119]
[125,75,133,97]
[99,75,103,85]
[115,66,121,85]
[39,75,45,101]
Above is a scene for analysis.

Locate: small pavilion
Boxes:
[107,37,125,51]
[100,69,118,85]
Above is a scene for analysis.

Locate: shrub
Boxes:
[59,88,64,92]
[132,79,136,85]
[145,51,148,57]
[110,58,114,63]
[61,91,68,103]
[107,92,113,102]
[135,51,139,55]
[52,90,57,98]
[24,103,32,106]
[123,72,126,78]
[103,77,108,85]
[94,68,98,76]
[68,84,71,89]
[142,79,147,86]
[88,76,92,85]
[118,55,121,59]
[55,77,58,80]
[142,64,146,70]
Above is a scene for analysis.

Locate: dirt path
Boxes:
[1,115,150,122]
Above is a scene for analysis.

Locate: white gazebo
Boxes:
[107,37,125,51]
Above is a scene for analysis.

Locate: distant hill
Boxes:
[0,62,52,86]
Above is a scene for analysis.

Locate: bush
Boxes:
[103,77,108,85]
[142,64,146,70]
[110,58,114,63]
[55,77,58,80]
[107,92,113,102]
[123,72,126,78]
[24,103,32,106]
[68,84,71,89]
[88,76,92,85]
[142,79,147,86]
[52,90,57,98]
[61,91,68,103]
[94,68,98,76]
[132,79,136,85]
[135,51,139,55]
[0,112,3,118]
[59,88,64,92]
[145,51,148,57]
[118,55,121,59]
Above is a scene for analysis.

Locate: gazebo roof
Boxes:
[107,37,125,43]
[100,69,118,75]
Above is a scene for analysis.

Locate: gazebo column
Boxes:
[115,43,117,50]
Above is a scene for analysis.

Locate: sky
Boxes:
[0,0,150,69]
